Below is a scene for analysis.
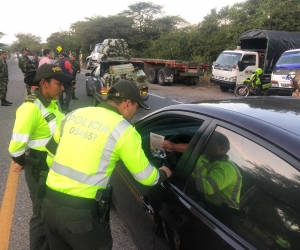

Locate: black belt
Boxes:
[45,186,97,209]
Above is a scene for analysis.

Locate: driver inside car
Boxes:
[162,131,242,224]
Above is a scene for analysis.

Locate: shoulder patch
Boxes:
[25,94,37,103]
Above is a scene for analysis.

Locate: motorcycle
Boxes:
[234,68,271,97]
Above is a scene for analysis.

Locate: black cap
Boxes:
[22,47,29,52]
[35,64,74,82]
[59,52,68,57]
[108,80,150,110]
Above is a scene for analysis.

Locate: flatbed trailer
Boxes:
[130,58,209,86]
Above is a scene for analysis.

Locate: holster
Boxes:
[95,185,113,223]
[24,149,49,199]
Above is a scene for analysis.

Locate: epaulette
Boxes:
[25,94,37,103]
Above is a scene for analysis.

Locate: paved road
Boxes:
[0,58,179,250]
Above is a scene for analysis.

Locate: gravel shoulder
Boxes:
[148,82,235,103]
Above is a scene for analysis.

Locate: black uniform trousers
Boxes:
[24,165,50,250]
[41,187,112,250]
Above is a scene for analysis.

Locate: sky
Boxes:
[0,0,245,45]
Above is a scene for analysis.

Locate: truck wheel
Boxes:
[86,83,92,96]
[220,86,229,92]
[157,69,167,86]
[183,77,198,86]
[148,68,158,84]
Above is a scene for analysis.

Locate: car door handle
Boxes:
[140,195,155,214]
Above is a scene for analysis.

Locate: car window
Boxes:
[239,54,256,71]
[185,126,300,249]
[138,115,205,171]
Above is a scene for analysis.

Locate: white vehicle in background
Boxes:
[84,43,102,69]
[271,49,300,95]
[211,29,300,93]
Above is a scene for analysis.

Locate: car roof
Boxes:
[155,97,300,160]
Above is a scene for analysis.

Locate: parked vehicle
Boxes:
[85,60,149,106]
[234,68,271,97]
[85,43,102,69]
[211,30,300,93]
[271,49,300,95]
[130,58,209,86]
[112,97,300,250]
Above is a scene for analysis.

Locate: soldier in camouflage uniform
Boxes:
[0,50,12,106]
[18,47,36,95]
[69,52,81,100]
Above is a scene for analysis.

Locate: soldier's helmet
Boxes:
[71,52,76,57]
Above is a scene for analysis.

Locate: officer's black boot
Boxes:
[4,99,12,104]
[1,99,11,106]
[72,93,78,100]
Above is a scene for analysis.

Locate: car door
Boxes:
[157,119,300,250]
[111,110,212,250]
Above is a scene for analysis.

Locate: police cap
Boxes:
[35,63,74,82]
[108,80,150,110]
[22,47,30,52]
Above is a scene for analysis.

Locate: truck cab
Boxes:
[271,49,300,95]
[211,50,258,92]
[85,43,102,69]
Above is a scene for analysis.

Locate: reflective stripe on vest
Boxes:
[51,119,131,187]
[10,149,26,157]
[27,99,57,148]
[11,133,30,143]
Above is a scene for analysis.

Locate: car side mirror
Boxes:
[238,61,242,68]
[85,72,91,76]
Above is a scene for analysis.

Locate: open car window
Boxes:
[138,115,204,171]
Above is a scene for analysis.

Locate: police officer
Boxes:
[8,64,74,250]
[18,47,36,95]
[163,131,242,211]
[42,80,172,250]
[69,52,80,100]
[0,50,12,106]
[56,52,73,112]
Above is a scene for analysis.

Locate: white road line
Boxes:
[148,93,165,99]
[172,100,184,103]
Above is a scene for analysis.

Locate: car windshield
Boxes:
[214,52,242,70]
[273,51,300,75]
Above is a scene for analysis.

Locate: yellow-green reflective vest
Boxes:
[193,155,242,210]
[8,93,64,162]
[46,106,160,199]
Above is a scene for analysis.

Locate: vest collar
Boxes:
[33,89,52,108]
[98,102,121,115]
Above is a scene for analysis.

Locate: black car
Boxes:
[85,61,149,106]
[112,97,300,250]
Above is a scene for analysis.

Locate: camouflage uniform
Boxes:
[18,53,35,95]
[69,53,81,99]
[0,56,9,100]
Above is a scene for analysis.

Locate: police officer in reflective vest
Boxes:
[42,80,172,250]
[8,64,74,250]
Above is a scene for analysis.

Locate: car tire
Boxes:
[157,68,167,86]
[86,84,92,96]
[220,86,229,92]
[148,68,158,84]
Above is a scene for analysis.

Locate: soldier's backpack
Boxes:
[24,69,38,86]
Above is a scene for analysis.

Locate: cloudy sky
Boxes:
[1,0,245,44]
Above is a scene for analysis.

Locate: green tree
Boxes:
[11,33,42,55]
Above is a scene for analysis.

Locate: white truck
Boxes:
[211,29,300,93]
[271,49,300,95]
